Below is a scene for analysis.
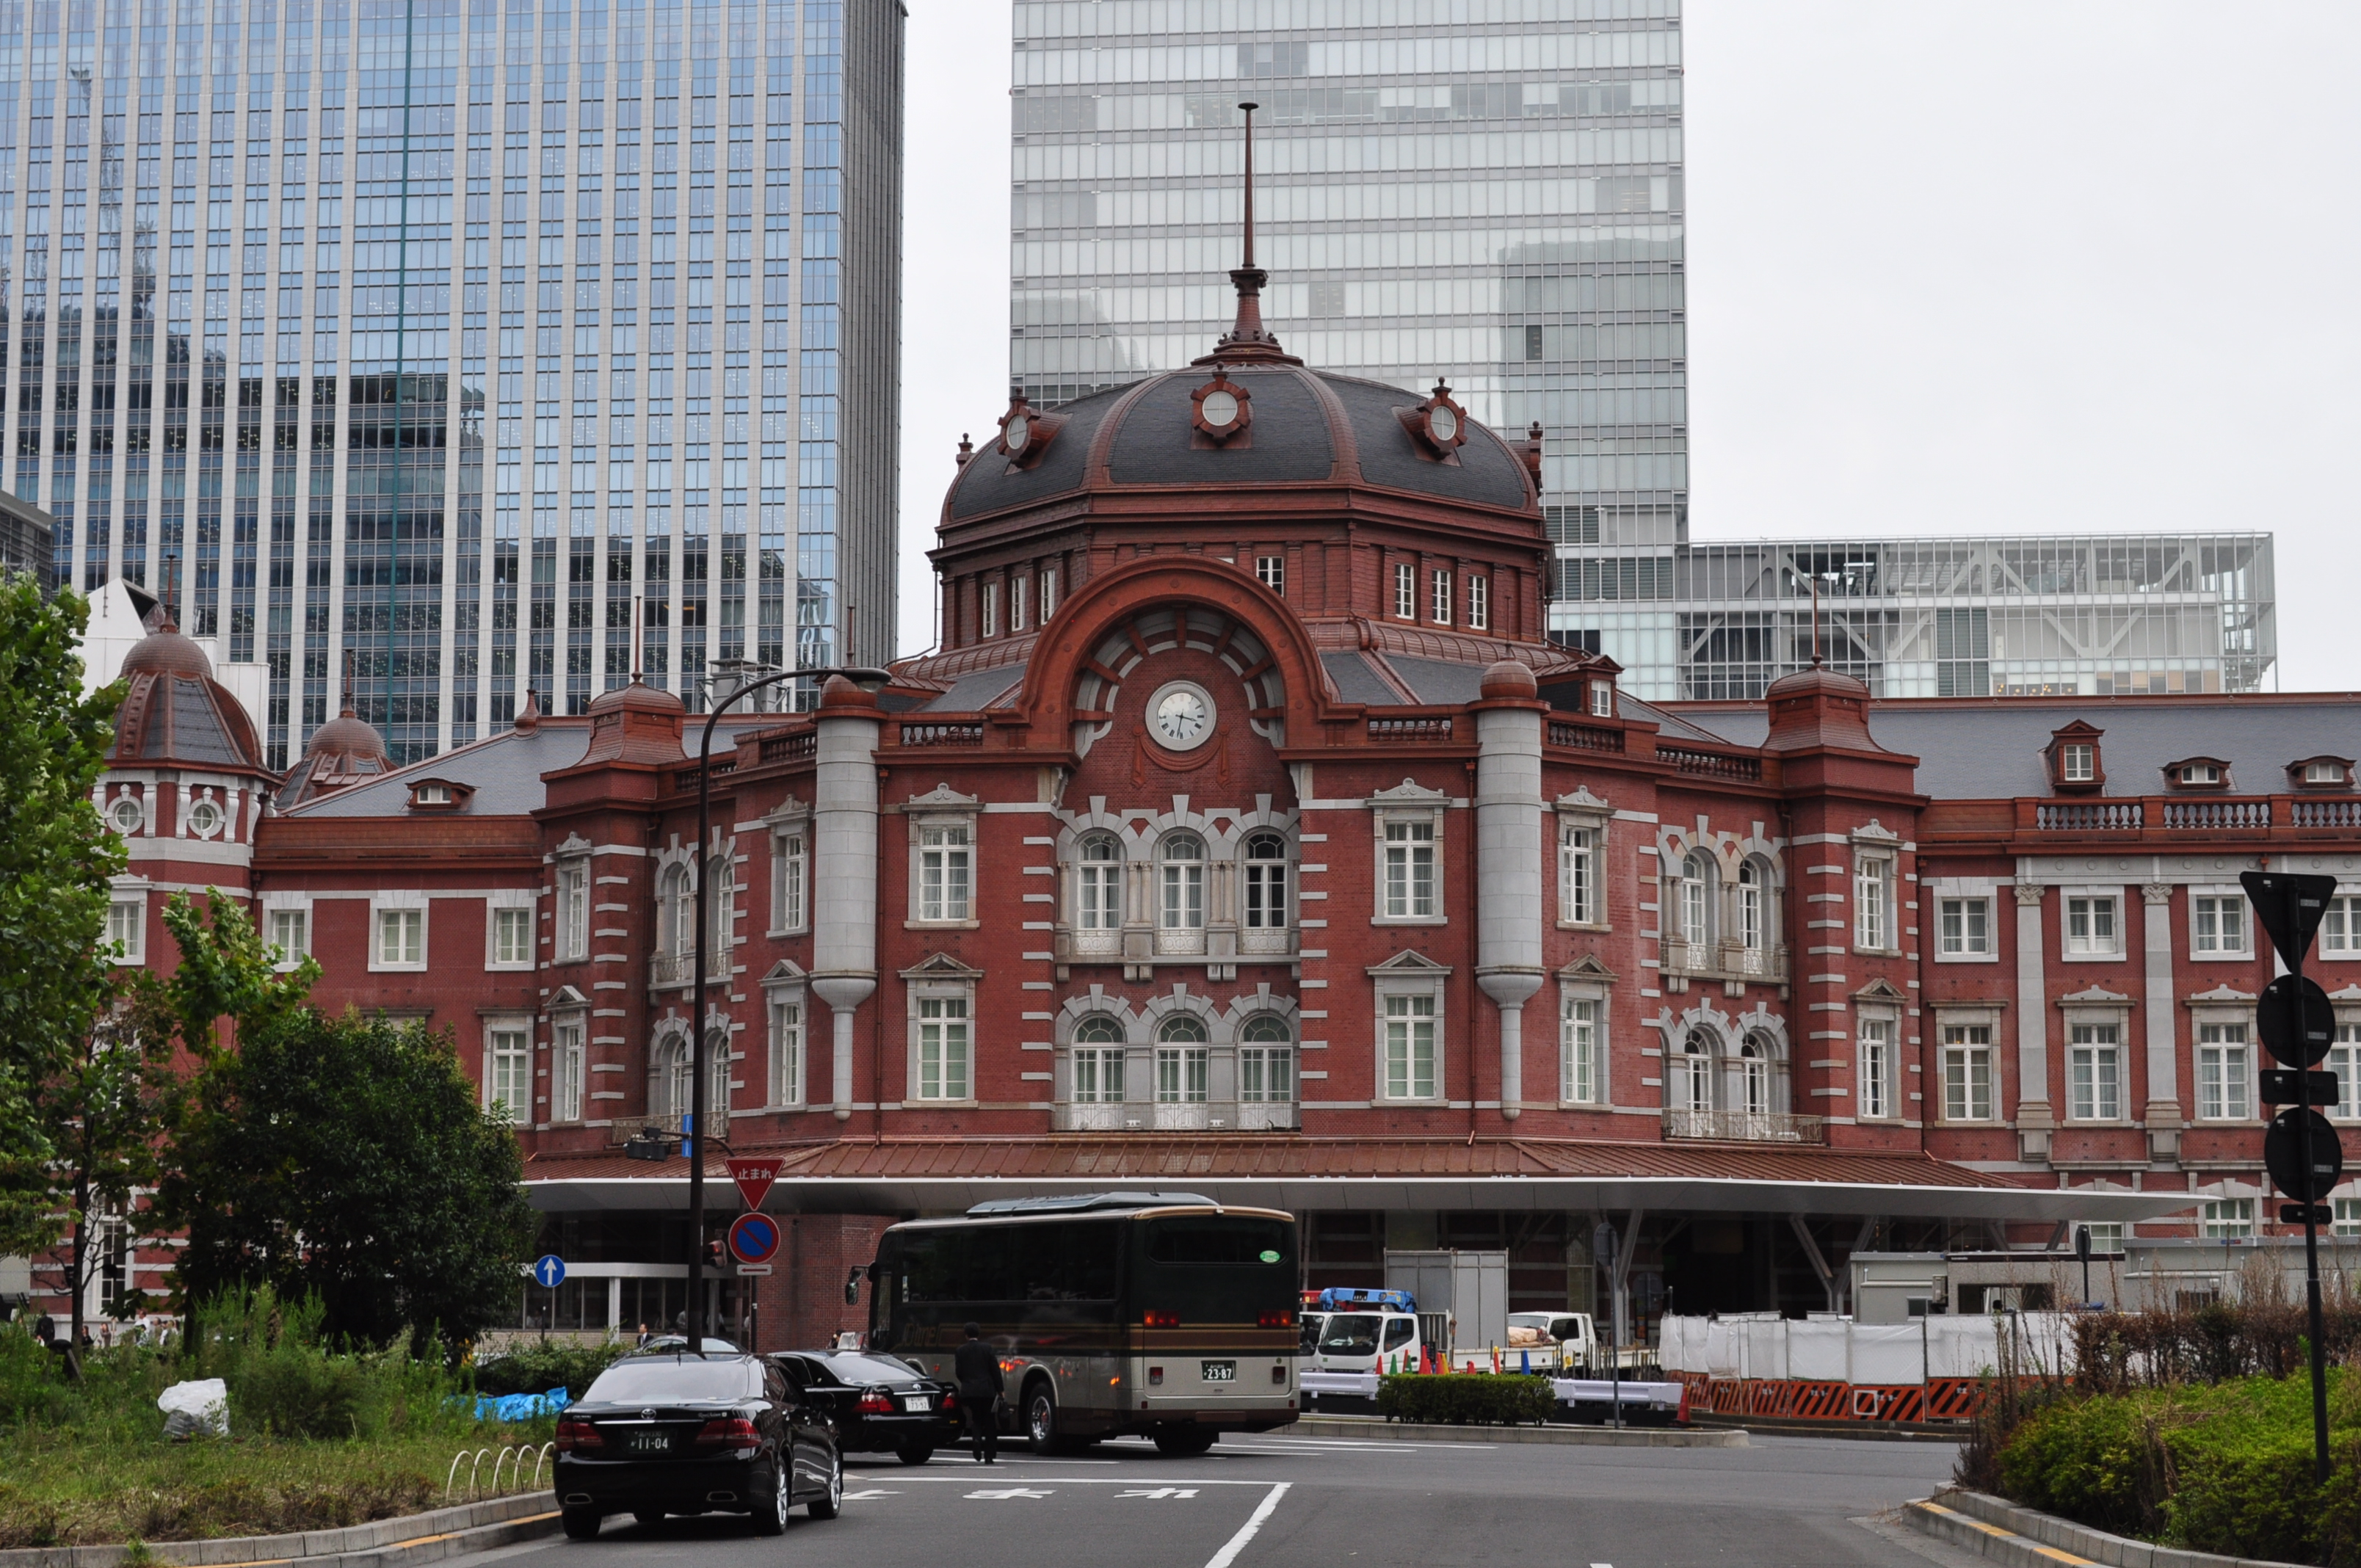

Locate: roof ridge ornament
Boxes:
[1197,100,1302,366]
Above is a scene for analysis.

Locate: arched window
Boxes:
[1241,830,1291,953]
[1677,1030,1713,1114]
[1736,860,1766,958]
[1740,1039,1769,1117]
[1156,1014,1210,1103]
[704,853,733,973]
[660,1034,694,1125]
[659,862,695,976]
[1158,832,1206,953]
[1072,1015,1125,1104]
[1680,851,1716,948]
[1239,1014,1295,1104]
[1075,833,1123,936]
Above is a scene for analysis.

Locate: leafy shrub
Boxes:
[182,1287,468,1441]
[0,1326,72,1428]
[1374,1373,1555,1426]
[473,1339,628,1402]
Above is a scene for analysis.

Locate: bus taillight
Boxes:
[1256,1310,1293,1328]
[1144,1309,1179,1328]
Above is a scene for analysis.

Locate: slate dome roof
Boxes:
[108,623,265,774]
[118,620,214,680]
[943,362,1537,526]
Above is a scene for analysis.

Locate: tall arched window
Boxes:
[1740,1039,1769,1117]
[1736,859,1766,965]
[1677,1030,1713,1114]
[1156,1015,1210,1103]
[1072,1015,1125,1104]
[1680,851,1716,948]
[1239,1014,1295,1104]
[1074,833,1123,954]
[703,853,733,975]
[659,862,695,981]
[661,1034,694,1125]
[1158,833,1206,954]
[1241,831,1290,953]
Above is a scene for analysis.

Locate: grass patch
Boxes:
[0,1293,573,1547]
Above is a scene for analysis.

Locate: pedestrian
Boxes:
[954,1321,1003,1464]
[636,1322,650,1349]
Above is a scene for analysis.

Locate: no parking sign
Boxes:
[728,1212,780,1266]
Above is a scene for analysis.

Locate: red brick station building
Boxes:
[71,283,2361,1349]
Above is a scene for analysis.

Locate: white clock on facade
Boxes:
[1147,681,1216,751]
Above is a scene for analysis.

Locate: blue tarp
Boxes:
[470,1387,573,1422]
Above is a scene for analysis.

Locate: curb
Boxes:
[1276,1416,1745,1448]
[1904,1489,2304,1568]
[1693,1411,1968,1442]
[0,1492,567,1568]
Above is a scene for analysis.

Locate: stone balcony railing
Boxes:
[1662,1107,1827,1144]
[1662,940,1788,984]
[1052,1100,1300,1133]
[650,950,728,988]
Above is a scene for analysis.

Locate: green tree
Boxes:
[0,575,126,1321]
[154,896,537,1351]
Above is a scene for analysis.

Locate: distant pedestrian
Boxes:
[636,1322,651,1348]
[954,1321,1003,1464]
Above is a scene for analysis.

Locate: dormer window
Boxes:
[2293,758,2354,790]
[408,779,469,810]
[418,783,451,805]
[1589,680,1614,719]
[2165,758,2231,791]
[2045,720,2106,793]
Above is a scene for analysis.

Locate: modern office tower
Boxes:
[1008,0,1686,601]
[0,489,54,589]
[1559,532,2275,700]
[4,0,901,767]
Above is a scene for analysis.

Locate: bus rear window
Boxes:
[1145,1218,1288,1266]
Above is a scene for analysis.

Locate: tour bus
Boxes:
[866,1191,1299,1456]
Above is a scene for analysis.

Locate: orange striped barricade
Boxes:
[1923,1377,1988,1423]
[1785,1381,1849,1420]
[1707,1379,1747,1415]
[1843,1384,1927,1423]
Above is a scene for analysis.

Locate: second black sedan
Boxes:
[772,1350,959,1465]
[553,1354,842,1536]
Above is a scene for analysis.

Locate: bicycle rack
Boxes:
[446,1440,560,1503]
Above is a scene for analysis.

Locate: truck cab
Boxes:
[1507,1310,1597,1372]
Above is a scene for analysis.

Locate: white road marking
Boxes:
[841,1489,899,1500]
[1117,1487,1200,1499]
[965,1487,1055,1500]
[1202,1481,1291,1568]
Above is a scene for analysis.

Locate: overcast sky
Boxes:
[896,3,2361,691]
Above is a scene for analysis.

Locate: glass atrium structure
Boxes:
[1559,532,2276,702]
[8,0,902,766]
[1008,0,1686,562]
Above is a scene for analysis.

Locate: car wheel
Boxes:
[895,1441,934,1466]
[750,1457,789,1536]
[1026,1384,1060,1456]
[1153,1426,1217,1457]
[805,1448,843,1520]
[561,1507,603,1540]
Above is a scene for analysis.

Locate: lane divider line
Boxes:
[1203,1481,1292,1568]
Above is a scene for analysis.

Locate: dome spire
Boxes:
[1200,100,1300,366]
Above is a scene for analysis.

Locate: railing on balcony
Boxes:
[1659,746,1763,783]
[2037,800,2144,832]
[899,720,984,747]
[606,1112,726,1147]
[1663,1108,1827,1144]
[674,758,736,794]
[1368,714,1456,743]
[1050,1100,1300,1133]
[650,950,728,987]
[2163,798,2271,830]
[1661,939,1788,984]
[2294,798,2361,830]
[1548,720,1625,753]
[758,728,818,764]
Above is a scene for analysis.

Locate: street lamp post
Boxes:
[684,662,890,1354]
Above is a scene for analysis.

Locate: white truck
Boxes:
[1299,1297,1685,1425]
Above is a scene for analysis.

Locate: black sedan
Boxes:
[553,1354,842,1536]
[772,1350,959,1465]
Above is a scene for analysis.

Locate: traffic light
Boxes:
[705,1239,726,1271]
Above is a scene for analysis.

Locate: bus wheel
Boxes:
[1025,1383,1062,1456]
[1153,1426,1216,1457]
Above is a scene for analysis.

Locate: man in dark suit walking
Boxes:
[954,1321,1004,1464]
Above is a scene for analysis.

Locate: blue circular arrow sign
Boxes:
[728,1213,781,1266]
[532,1254,566,1288]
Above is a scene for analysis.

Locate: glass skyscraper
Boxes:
[1008,0,1687,600]
[10,0,901,766]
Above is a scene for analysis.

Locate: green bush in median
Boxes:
[1374,1373,1555,1426]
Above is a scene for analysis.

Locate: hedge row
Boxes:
[1374,1373,1555,1426]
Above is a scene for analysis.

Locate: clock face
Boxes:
[1148,682,1215,751]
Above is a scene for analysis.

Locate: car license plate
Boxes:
[1202,1361,1236,1382]
[625,1430,672,1455]
[902,1395,932,1412]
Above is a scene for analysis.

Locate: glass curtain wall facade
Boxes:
[1561,532,2275,701]
[6,0,899,767]
[1008,0,1685,567]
